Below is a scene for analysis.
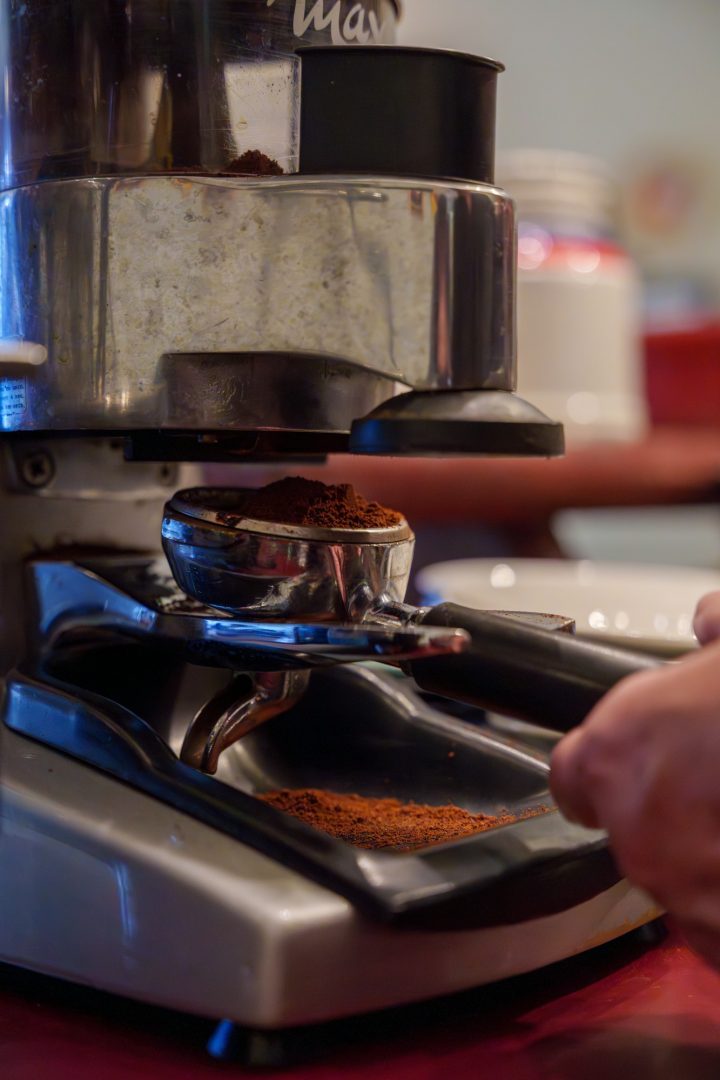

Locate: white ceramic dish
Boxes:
[415,559,720,656]
[553,506,720,569]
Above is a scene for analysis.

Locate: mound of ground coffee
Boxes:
[259,788,545,851]
[235,477,403,530]
[225,150,284,176]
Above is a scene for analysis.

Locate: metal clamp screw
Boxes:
[19,450,55,489]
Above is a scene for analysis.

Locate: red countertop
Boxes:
[3,923,720,1080]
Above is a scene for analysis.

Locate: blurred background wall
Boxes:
[399,0,720,319]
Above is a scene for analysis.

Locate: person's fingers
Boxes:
[550,642,720,977]
[549,726,601,829]
[549,667,665,833]
[693,591,720,644]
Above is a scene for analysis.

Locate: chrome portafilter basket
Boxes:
[161,488,467,772]
[161,487,661,775]
[161,487,416,624]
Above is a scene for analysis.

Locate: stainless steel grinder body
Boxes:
[0,5,558,456]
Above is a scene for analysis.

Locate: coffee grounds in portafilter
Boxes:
[232,477,403,530]
[259,789,546,852]
[224,149,284,176]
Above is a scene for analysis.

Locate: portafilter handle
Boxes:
[406,603,662,732]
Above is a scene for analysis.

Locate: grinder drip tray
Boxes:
[3,653,618,928]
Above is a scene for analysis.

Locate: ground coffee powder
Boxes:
[259,789,544,851]
[234,477,403,530]
[225,150,284,175]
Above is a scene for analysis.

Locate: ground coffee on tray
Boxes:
[260,788,545,851]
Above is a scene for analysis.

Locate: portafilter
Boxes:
[162,488,660,771]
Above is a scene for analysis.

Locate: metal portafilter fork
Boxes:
[162,489,661,773]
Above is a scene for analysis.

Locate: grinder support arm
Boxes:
[24,556,466,774]
[27,559,469,671]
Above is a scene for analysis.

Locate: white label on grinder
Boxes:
[266,0,392,44]
[0,378,28,427]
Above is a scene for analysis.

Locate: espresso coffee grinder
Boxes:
[0,1,659,1037]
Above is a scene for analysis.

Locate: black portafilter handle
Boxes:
[408,604,661,733]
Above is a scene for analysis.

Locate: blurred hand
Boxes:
[693,590,720,645]
[551,596,720,969]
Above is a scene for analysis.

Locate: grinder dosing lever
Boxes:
[162,488,661,771]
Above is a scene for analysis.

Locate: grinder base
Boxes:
[0,663,660,1028]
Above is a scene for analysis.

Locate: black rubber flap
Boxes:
[350,389,565,457]
[299,46,502,183]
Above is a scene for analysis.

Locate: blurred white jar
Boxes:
[497,150,647,446]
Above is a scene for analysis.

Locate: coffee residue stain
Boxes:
[259,788,548,851]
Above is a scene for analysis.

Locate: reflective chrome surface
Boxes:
[29,547,468,772]
[181,669,311,773]
[0,176,516,437]
[162,487,414,620]
[0,0,397,189]
[30,558,469,670]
